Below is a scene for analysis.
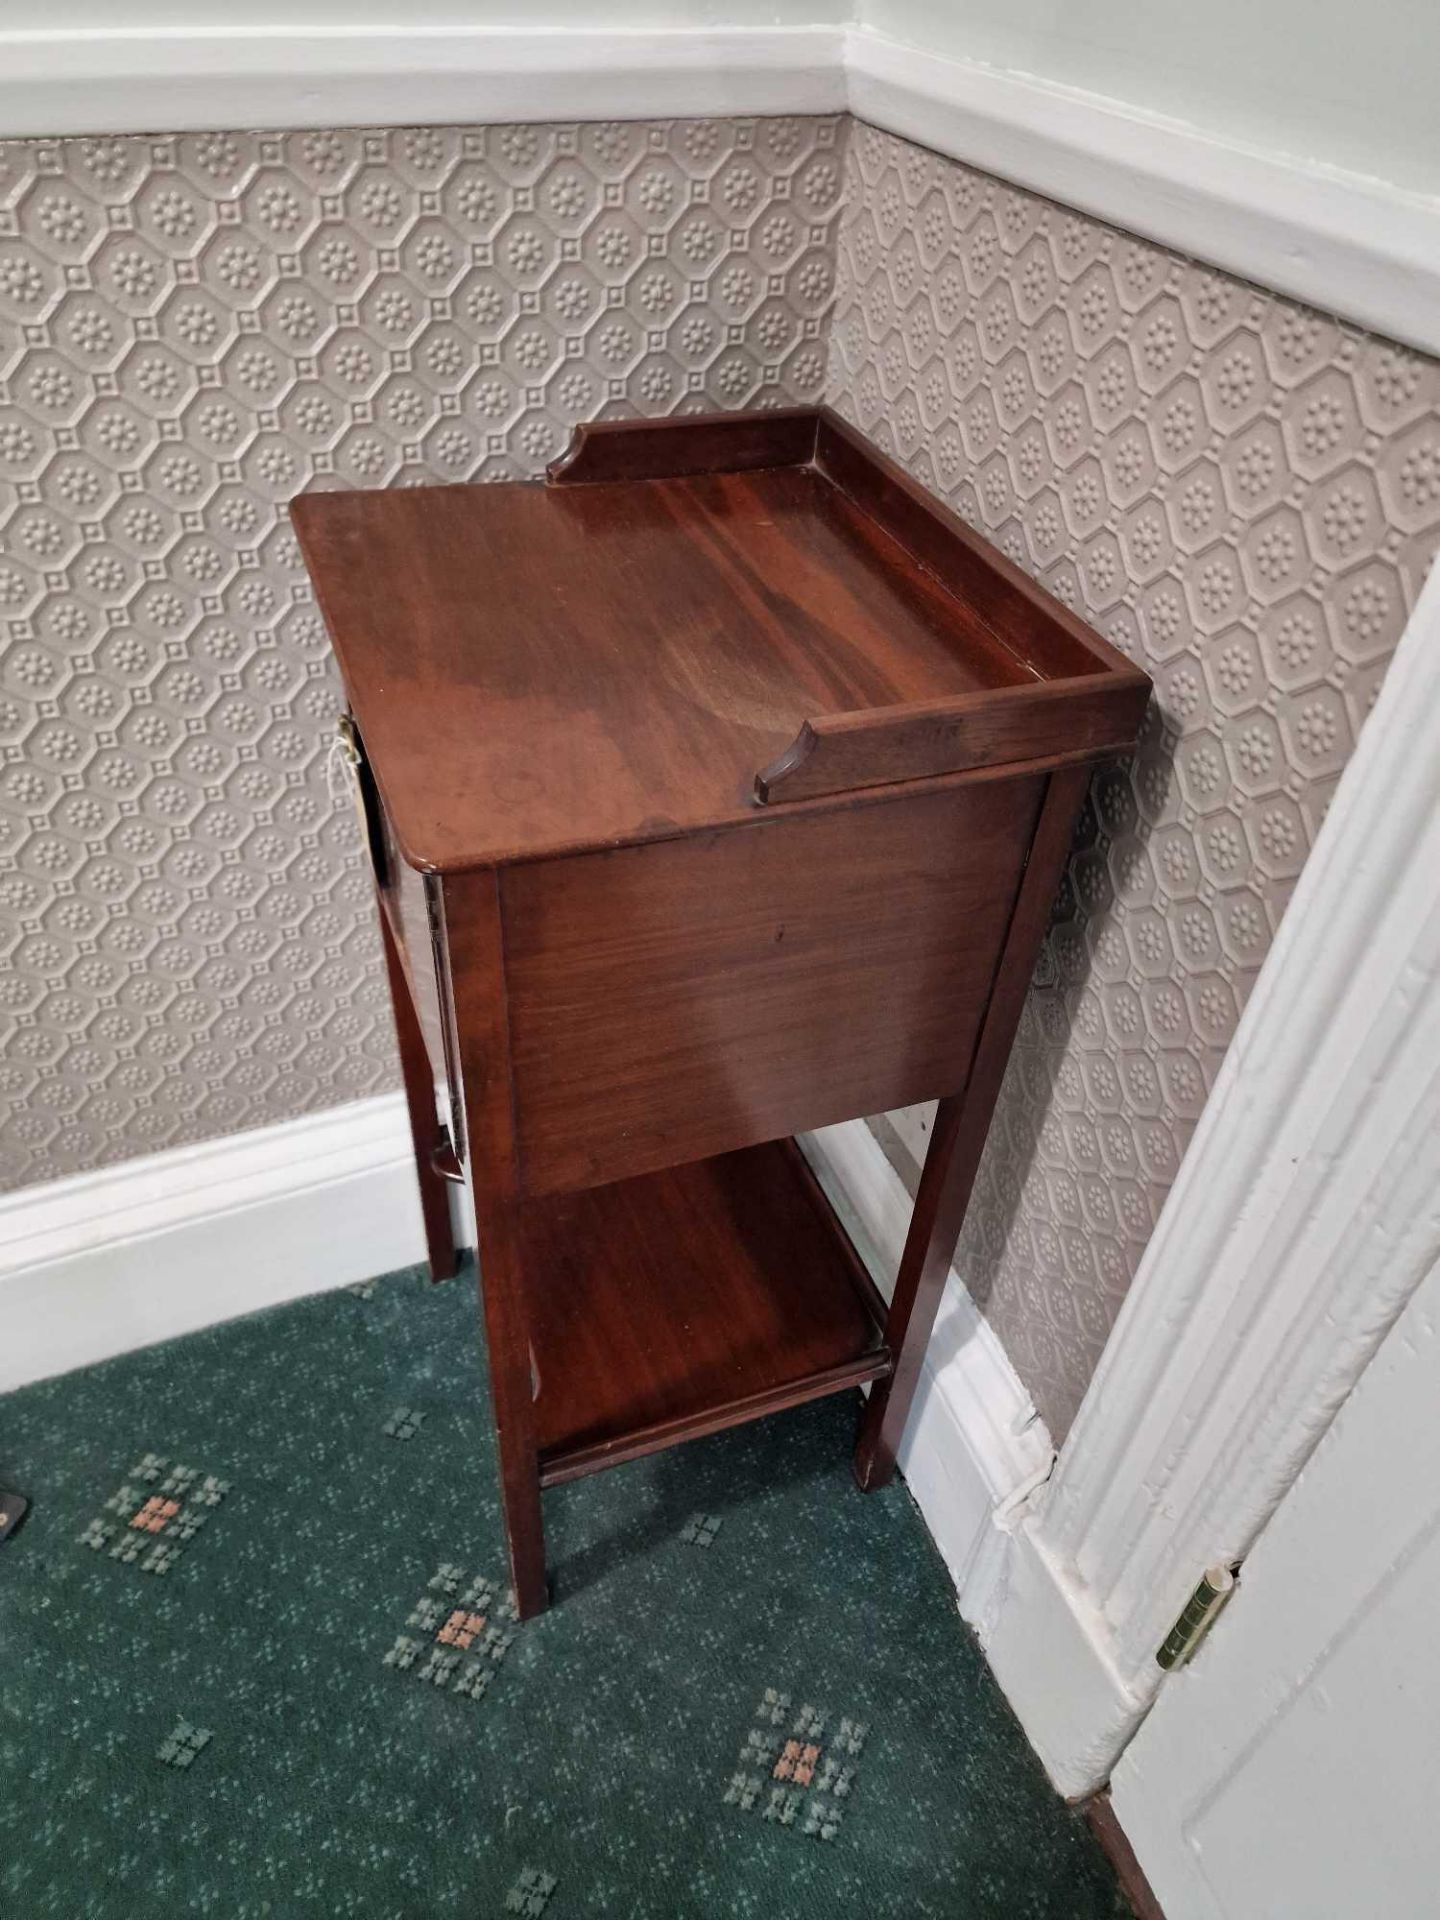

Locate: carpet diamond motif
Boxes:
[77,1454,229,1575]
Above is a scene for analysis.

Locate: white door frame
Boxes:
[966,558,1440,1800]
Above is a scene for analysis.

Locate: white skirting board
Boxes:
[0,1094,440,1392]
[797,1119,1055,1617]
[799,1120,1149,1789]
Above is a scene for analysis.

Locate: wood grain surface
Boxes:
[547,405,819,486]
[294,439,1039,870]
[524,1138,890,1485]
[502,777,1044,1196]
[755,674,1152,803]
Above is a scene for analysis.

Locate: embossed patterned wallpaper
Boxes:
[830,123,1440,1432]
[0,117,841,1189]
[2,112,1437,1434]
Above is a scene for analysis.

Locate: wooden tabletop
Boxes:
[293,408,1146,870]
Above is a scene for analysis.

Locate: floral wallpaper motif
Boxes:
[829,122,1440,1432]
[0,116,840,1190]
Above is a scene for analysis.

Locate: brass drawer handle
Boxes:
[335,713,389,887]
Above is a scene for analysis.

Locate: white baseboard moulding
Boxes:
[0,21,1434,357]
[799,1116,1158,1793]
[797,1118,1056,1621]
[0,1092,439,1392]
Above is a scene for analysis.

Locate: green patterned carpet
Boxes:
[0,1261,1128,1918]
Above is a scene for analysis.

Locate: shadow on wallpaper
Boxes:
[832,122,1440,1431]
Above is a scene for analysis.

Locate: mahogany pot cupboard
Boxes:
[293,406,1149,1618]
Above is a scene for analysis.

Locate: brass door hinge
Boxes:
[1157,1564,1239,1671]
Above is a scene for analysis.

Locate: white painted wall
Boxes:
[23,0,840,25]
[859,0,1440,196]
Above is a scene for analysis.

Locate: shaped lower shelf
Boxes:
[523,1139,891,1486]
